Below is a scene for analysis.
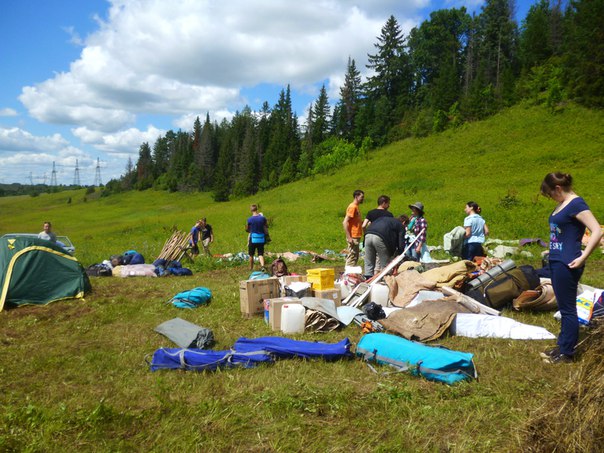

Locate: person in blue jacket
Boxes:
[539,172,602,364]
[188,219,202,256]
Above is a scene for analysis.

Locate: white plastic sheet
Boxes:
[451,313,556,340]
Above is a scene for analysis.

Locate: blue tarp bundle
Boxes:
[233,336,352,361]
[149,336,352,372]
[149,348,272,371]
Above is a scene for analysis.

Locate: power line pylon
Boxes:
[50,162,57,186]
[73,159,81,186]
[93,158,102,186]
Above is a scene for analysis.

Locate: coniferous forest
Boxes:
[108,0,604,201]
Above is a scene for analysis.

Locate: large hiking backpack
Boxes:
[271,257,289,277]
[464,265,540,309]
[169,287,212,308]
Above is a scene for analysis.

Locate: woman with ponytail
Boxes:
[540,172,602,364]
[462,201,489,261]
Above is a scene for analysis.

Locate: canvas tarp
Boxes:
[0,235,91,311]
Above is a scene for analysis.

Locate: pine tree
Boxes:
[311,84,331,145]
[476,0,519,97]
[335,57,362,140]
[198,113,215,189]
[135,142,153,190]
[364,15,413,141]
[408,8,471,111]
[519,0,552,70]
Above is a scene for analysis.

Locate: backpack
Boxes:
[169,287,212,309]
[86,263,112,277]
[465,265,540,309]
[271,257,289,277]
[123,252,145,265]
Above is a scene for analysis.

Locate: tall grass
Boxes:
[1,103,603,451]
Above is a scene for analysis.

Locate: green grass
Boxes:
[1,103,604,451]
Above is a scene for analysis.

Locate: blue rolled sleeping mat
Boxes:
[356,332,477,385]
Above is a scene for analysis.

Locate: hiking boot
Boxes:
[539,346,560,359]
[543,350,574,364]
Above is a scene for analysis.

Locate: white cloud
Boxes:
[72,125,166,155]
[0,127,69,153]
[0,108,18,117]
[19,0,407,134]
[9,0,437,184]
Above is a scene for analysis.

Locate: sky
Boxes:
[0,0,536,186]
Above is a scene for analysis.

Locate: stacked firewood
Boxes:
[156,230,191,262]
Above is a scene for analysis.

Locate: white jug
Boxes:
[370,283,390,307]
[281,304,305,334]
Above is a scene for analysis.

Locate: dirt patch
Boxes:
[1,300,93,321]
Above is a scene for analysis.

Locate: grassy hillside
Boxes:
[1,103,604,451]
[1,102,603,267]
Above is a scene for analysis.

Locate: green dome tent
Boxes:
[0,235,91,311]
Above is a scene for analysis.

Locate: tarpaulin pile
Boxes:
[149,336,352,372]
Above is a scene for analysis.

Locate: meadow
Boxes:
[1,102,603,452]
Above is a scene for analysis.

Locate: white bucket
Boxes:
[370,283,390,307]
[281,304,306,334]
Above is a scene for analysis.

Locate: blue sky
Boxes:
[0,0,536,185]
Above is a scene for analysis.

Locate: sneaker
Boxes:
[543,351,574,364]
[539,346,560,359]
[260,266,267,273]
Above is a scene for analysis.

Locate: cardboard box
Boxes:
[280,275,308,286]
[264,297,302,331]
[239,277,280,317]
[307,268,335,290]
[313,287,342,307]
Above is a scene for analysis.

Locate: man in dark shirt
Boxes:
[362,195,393,231]
[364,215,407,277]
[200,218,214,256]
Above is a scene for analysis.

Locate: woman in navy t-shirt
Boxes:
[540,172,602,364]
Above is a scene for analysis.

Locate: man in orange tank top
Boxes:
[342,189,364,267]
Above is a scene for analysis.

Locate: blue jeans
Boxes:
[550,260,584,356]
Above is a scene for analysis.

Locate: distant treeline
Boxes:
[107,0,603,201]
[0,183,86,198]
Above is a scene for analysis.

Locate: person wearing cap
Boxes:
[342,189,364,267]
[406,202,428,261]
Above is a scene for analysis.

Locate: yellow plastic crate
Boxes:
[306,268,335,290]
